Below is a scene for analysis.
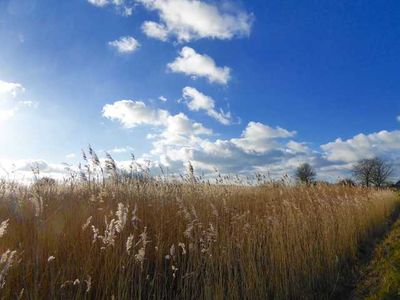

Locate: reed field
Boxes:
[0,173,398,299]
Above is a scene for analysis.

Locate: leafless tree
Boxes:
[371,158,393,187]
[352,159,375,187]
[352,157,393,187]
[295,163,316,184]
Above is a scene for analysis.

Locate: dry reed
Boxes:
[0,177,398,299]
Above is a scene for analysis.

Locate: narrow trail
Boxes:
[346,196,400,299]
[350,218,400,299]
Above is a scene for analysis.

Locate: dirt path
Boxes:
[350,214,400,299]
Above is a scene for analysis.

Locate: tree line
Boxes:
[295,157,397,187]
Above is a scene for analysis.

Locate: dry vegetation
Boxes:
[353,209,400,299]
[0,174,398,299]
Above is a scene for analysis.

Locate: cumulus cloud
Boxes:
[137,0,253,42]
[109,36,140,53]
[0,80,36,122]
[168,47,230,84]
[14,159,58,173]
[320,128,400,181]
[102,98,311,176]
[158,95,167,102]
[150,121,299,175]
[87,0,134,15]
[18,117,400,183]
[142,21,169,41]
[164,113,211,137]
[88,0,109,7]
[182,87,232,125]
[0,80,25,101]
[142,115,299,174]
[321,130,400,163]
[8,119,400,183]
[231,122,296,154]
[103,100,211,141]
[0,159,69,182]
[286,141,310,154]
[102,98,400,180]
[241,121,295,139]
[102,100,170,128]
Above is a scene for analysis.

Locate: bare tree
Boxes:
[352,157,393,187]
[352,159,375,187]
[371,157,393,187]
[295,163,316,184]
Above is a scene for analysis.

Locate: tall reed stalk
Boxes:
[0,178,398,299]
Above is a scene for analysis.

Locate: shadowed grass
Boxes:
[353,197,400,300]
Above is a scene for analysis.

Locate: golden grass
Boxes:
[0,179,398,299]
[352,203,400,300]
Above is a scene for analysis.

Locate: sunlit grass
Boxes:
[0,176,398,299]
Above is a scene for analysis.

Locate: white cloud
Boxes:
[103,100,170,128]
[164,113,212,138]
[109,36,140,54]
[231,122,296,154]
[142,21,169,41]
[144,116,299,175]
[182,87,231,125]
[88,0,109,7]
[121,6,133,16]
[102,98,400,180]
[182,128,399,180]
[87,0,134,15]
[168,47,230,84]
[0,80,25,101]
[14,160,61,173]
[397,115,400,122]
[102,99,211,138]
[149,121,299,175]
[286,141,309,154]
[137,0,253,42]
[0,80,36,122]
[103,99,215,174]
[158,95,167,102]
[102,99,308,176]
[0,159,69,182]
[321,130,400,163]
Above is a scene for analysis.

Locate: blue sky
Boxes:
[0,0,399,181]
